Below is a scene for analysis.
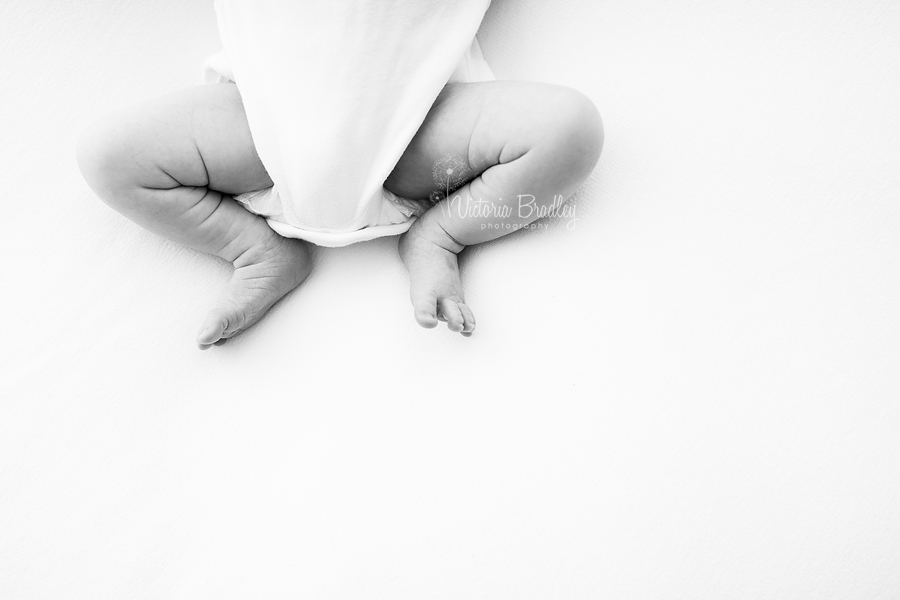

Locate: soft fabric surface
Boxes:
[205,0,494,246]
[2,1,899,598]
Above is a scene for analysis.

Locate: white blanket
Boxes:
[203,0,494,246]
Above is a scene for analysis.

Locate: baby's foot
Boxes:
[196,235,312,349]
[398,212,476,336]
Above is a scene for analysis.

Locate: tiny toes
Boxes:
[440,299,465,332]
[413,290,439,328]
[197,304,240,348]
[415,309,438,328]
[197,320,225,347]
[459,304,476,335]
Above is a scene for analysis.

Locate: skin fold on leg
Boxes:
[385,81,604,335]
[76,83,312,349]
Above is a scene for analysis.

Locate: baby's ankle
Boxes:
[415,208,466,254]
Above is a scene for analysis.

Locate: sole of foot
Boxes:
[196,235,312,349]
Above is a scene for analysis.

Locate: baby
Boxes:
[75,0,603,349]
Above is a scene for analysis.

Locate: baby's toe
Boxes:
[440,298,465,333]
[196,303,241,349]
[412,289,439,328]
[458,303,476,336]
[197,319,225,350]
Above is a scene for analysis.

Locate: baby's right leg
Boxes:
[76,83,311,349]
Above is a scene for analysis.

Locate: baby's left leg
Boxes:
[386,81,603,335]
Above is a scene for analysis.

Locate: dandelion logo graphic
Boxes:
[431,153,470,204]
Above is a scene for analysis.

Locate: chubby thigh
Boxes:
[80,82,273,197]
[384,80,600,202]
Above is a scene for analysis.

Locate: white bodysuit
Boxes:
[203,0,495,247]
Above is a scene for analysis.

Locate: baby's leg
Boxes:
[76,83,312,349]
[385,81,603,335]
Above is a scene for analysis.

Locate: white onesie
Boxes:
[203,0,495,247]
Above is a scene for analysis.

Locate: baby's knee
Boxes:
[543,87,604,180]
[76,114,129,201]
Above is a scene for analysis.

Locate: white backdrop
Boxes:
[2,0,898,598]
